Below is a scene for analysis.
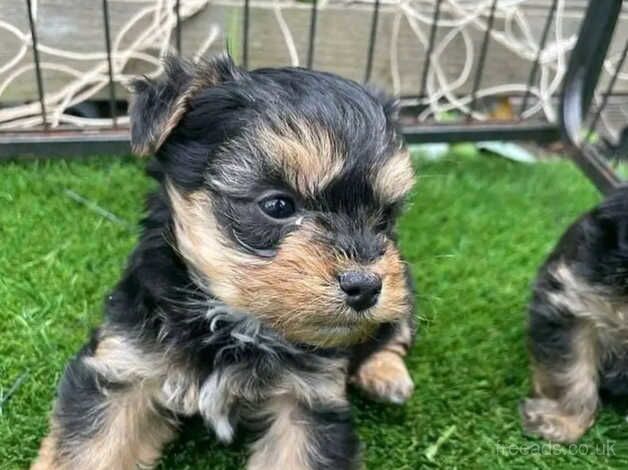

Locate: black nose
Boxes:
[338,271,382,311]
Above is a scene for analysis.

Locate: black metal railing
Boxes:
[0,0,626,194]
[102,0,118,129]
[25,0,47,130]
[418,0,441,102]
[560,0,626,194]
[520,0,559,118]
[466,0,498,120]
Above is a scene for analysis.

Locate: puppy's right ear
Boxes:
[129,54,243,156]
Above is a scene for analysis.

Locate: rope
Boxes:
[0,0,625,138]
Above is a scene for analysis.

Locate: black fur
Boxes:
[305,404,360,470]
[55,332,111,447]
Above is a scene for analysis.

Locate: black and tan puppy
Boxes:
[32,55,416,469]
[521,186,628,443]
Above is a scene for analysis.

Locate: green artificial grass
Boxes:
[2,151,627,469]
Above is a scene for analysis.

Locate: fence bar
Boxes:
[467,0,498,119]
[567,145,620,195]
[586,38,628,142]
[561,0,622,137]
[363,0,380,82]
[0,130,131,159]
[560,0,623,194]
[25,0,47,129]
[102,0,118,128]
[520,0,557,117]
[403,122,559,144]
[175,0,182,54]
[307,0,318,69]
[0,122,561,159]
[243,0,250,68]
[419,0,443,100]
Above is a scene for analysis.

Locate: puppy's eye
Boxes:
[375,206,395,232]
[375,219,392,233]
[259,196,296,219]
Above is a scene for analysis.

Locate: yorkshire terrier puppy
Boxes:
[521,186,628,443]
[32,55,416,469]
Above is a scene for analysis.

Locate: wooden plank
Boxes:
[0,0,627,106]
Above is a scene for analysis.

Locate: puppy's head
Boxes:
[131,55,415,347]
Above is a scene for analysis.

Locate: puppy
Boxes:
[32,55,416,469]
[521,186,628,443]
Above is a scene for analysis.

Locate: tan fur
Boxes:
[233,229,409,347]
[161,368,201,416]
[531,323,599,407]
[32,386,175,470]
[169,187,411,347]
[168,185,264,299]
[85,333,202,416]
[351,321,414,404]
[371,150,414,203]
[74,386,172,469]
[248,359,349,468]
[275,357,348,407]
[557,326,599,414]
[247,398,323,470]
[549,262,628,345]
[521,397,595,443]
[257,122,344,197]
[31,435,59,470]
[351,349,414,404]
[32,334,191,469]
[84,335,165,382]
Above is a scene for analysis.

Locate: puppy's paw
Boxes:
[351,350,414,404]
[520,398,592,443]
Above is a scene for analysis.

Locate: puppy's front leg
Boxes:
[521,289,599,443]
[248,397,360,470]
[350,315,415,404]
[32,332,176,470]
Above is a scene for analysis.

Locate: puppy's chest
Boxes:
[160,356,347,444]
[156,327,348,444]
[152,304,350,441]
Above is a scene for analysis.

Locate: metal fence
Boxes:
[0,0,627,194]
[559,0,627,193]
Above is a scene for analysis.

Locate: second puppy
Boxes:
[522,186,628,443]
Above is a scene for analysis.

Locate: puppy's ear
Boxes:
[129,54,243,156]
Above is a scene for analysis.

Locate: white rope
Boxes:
[0,0,625,137]
[0,0,214,128]
[395,0,576,122]
[273,0,300,67]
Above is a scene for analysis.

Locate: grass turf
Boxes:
[2,150,627,469]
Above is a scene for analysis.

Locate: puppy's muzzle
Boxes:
[338,271,382,311]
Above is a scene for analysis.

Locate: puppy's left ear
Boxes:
[129,54,243,156]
